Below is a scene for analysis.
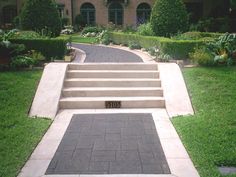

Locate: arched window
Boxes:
[2,5,17,24]
[80,3,95,25]
[137,3,151,25]
[109,2,123,25]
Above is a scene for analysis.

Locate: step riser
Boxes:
[68,65,158,71]
[67,72,159,78]
[59,100,165,109]
[62,90,163,97]
[65,81,161,87]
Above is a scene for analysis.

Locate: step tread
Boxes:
[63,87,163,91]
[60,97,165,101]
[65,78,161,81]
[67,70,159,73]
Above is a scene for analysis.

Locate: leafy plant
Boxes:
[12,30,42,39]
[157,53,172,62]
[137,23,154,36]
[150,0,189,37]
[26,50,45,61]
[96,30,110,45]
[190,47,215,66]
[10,55,37,68]
[207,33,236,65]
[128,42,141,50]
[0,29,25,58]
[81,26,103,35]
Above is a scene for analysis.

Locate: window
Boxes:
[109,2,123,25]
[80,3,95,25]
[2,5,17,24]
[137,3,151,25]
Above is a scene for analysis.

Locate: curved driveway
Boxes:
[73,43,143,63]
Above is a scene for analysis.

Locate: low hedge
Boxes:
[10,38,68,60]
[109,32,211,59]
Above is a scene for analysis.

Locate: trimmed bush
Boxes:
[172,31,223,40]
[109,32,209,59]
[150,0,189,37]
[10,38,68,60]
[20,0,62,37]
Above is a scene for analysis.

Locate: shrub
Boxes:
[20,0,62,37]
[172,31,222,40]
[137,23,154,36]
[74,14,86,30]
[61,26,74,35]
[128,42,141,50]
[81,26,103,35]
[207,33,236,66]
[10,55,37,68]
[150,0,189,37]
[190,17,231,33]
[12,31,42,39]
[190,47,214,66]
[61,17,69,27]
[109,32,207,59]
[96,30,110,45]
[10,38,67,60]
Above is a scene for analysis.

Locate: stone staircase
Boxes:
[59,63,165,109]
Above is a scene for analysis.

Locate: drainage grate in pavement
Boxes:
[46,113,170,174]
[219,166,236,175]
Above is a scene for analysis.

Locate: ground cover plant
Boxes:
[173,67,236,177]
[0,71,51,177]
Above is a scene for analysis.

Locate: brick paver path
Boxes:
[73,44,143,63]
[46,113,170,174]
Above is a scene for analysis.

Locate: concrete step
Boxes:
[59,97,165,109]
[64,78,161,87]
[67,70,160,78]
[62,87,163,97]
[68,63,158,71]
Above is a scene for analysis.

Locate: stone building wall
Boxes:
[0,0,210,27]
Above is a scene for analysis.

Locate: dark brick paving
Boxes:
[72,44,143,63]
[46,113,170,175]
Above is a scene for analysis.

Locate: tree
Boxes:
[20,0,61,37]
[150,0,189,37]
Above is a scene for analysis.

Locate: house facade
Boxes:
[0,0,222,28]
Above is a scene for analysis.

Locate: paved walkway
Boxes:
[22,45,198,177]
[72,44,143,63]
[46,114,170,175]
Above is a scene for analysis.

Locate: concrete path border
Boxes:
[19,109,199,177]
[29,44,194,119]
[29,63,68,119]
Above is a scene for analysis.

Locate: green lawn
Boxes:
[173,67,236,177]
[0,70,51,177]
[71,35,97,44]
[60,33,97,44]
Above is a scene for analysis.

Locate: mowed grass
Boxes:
[172,67,236,177]
[70,34,96,44]
[60,33,96,44]
[0,71,51,177]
